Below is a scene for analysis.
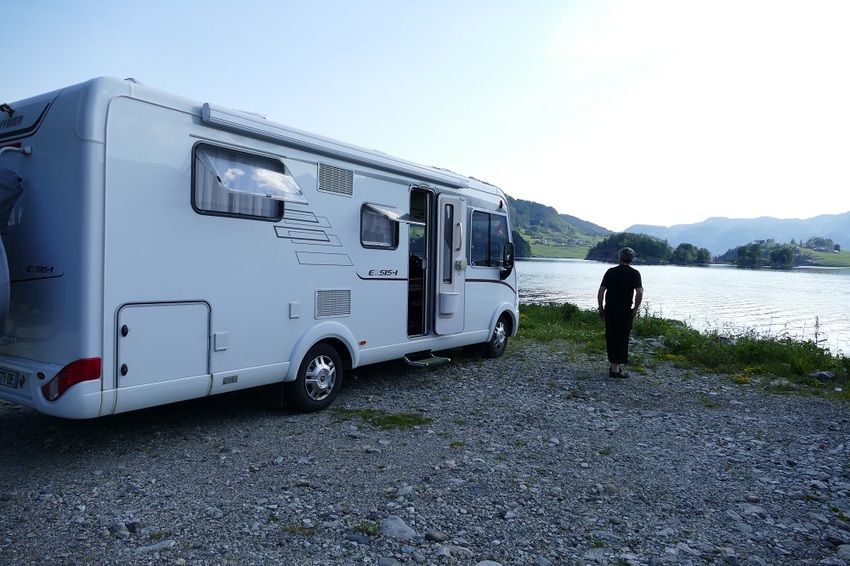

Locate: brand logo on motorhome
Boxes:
[0,115,23,130]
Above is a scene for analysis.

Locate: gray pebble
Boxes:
[0,341,847,565]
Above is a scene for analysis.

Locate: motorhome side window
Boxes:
[360,205,398,249]
[192,144,288,220]
[470,211,508,267]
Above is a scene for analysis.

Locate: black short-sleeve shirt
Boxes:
[601,264,642,316]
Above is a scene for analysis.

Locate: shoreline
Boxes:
[526,255,850,269]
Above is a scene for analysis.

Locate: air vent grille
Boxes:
[316,289,351,318]
[318,164,354,196]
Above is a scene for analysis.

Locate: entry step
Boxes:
[403,351,451,368]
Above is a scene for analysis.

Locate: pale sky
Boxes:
[3,0,848,232]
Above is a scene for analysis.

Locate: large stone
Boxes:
[380,515,417,541]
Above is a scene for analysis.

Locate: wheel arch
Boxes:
[284,321,358,382]
[491,302,519,337]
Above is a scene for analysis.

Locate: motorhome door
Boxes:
[434,194,466,335]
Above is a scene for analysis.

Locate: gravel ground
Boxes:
[1,338,849,566]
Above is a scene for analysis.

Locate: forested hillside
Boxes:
[507,196,611,254]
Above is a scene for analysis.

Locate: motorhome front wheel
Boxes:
[485,315,510,358]
[287,343,342,412]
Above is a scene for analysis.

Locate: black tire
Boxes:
[285,343,342,412]
[484,315,510,358]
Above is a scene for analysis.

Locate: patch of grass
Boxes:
[284,524,316,536]
[519,302,849,398]
[346,518,380,537]
[831,387,850,402]
[588,535,606,548]
[763,379,802,395]
[517,302,605,354]
[331,408,432,430]
[654,323,844,381]
[449,440,465,449]
[831,506,849,523]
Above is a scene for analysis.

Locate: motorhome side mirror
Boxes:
[500,242,515,280]
[503,242,515,268]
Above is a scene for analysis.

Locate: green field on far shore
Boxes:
[803,249,850,267]
[528,244,590,259]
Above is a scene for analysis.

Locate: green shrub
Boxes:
[518,302,848,394]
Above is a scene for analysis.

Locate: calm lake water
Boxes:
[516,258,850,356]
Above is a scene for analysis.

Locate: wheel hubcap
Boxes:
[305,355,336,401]
[492,323,506,351]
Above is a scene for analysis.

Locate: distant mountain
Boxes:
[626,212,850,255]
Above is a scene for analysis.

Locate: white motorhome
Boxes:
[0,77,518,419]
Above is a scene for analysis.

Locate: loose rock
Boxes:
[0,340,848,565]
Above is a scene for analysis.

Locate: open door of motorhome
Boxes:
[435,194,466,335]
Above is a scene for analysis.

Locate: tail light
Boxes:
[41,358,102,401]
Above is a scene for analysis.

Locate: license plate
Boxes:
[0,368,23,389]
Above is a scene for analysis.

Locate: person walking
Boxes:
[597,247,643,378]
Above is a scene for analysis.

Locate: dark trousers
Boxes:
[604,313,633,364]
